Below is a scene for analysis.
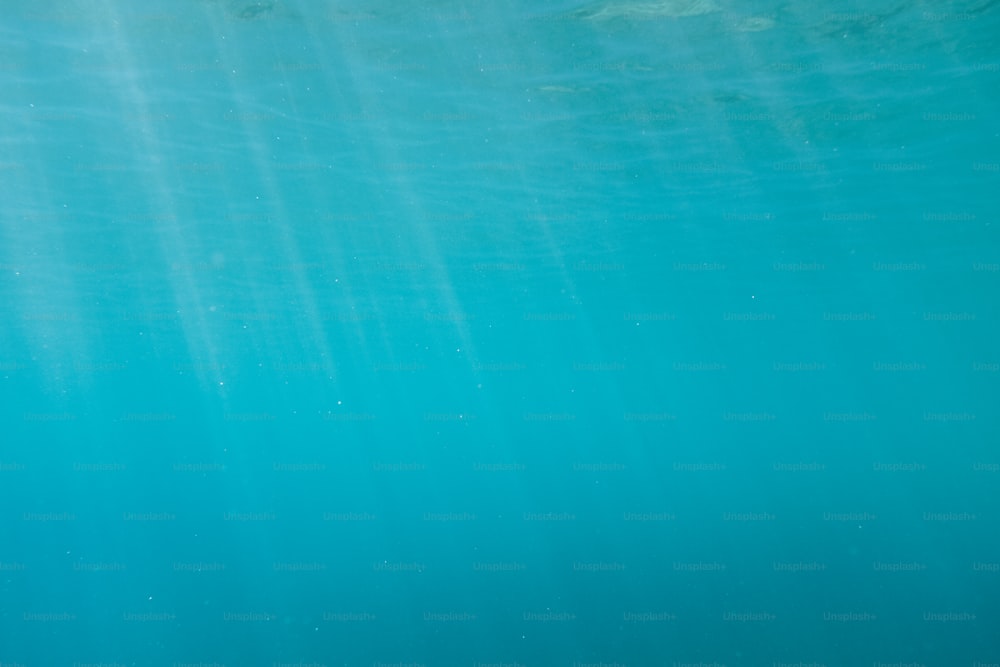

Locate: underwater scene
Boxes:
[1,1,998,666]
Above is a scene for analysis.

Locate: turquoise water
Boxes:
[1,1,999,665]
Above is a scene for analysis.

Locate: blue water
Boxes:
[1,1,999,665]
